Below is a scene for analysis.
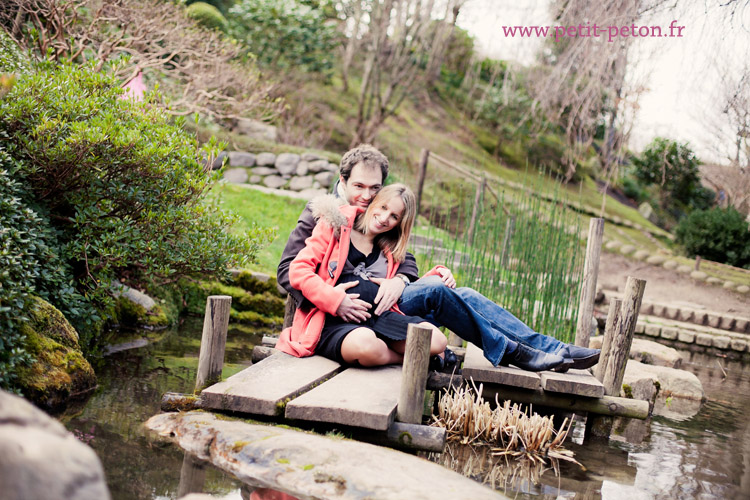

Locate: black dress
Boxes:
[315,243,426,363]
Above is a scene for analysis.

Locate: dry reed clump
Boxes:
[430,383,580,466]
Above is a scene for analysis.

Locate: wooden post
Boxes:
[415,148,429,217]
[194,295,232,393]
[500,215,516,267]
[397,324,432,424]
[594,299,622,382]
[282,295,296,329]
[575,218,605,347]
[601,277,646,396]
[695,255,701,271]
[467,176,486,246]
[177,453,207,498]
[447,331,463,347]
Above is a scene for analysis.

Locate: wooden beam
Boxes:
[285,365,402,430]
[462,342,540,390]
[201,353,343,416]
[397,324,432,424]
[480,386,649,419]
[575,218,604,347]
[540,369,604,398]
[362,422,446,453]
[195,295,232,393]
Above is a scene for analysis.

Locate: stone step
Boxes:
[601,293,750,334]
[632,314,749,353]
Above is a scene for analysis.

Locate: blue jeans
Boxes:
[398,276,566,366]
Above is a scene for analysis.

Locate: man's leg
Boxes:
[399,276,566,365]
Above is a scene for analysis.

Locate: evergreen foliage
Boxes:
[675,207,750,269]
[0,60,272,390]
[631,138,714,224]
[228,0,338,74]
[186,1,228,32]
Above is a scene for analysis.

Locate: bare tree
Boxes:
[528,0,666,183]
[351,0,464,146]
[1,0,282,122]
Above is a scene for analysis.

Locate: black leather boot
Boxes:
[555,344,601,370]
[500,343,566,372]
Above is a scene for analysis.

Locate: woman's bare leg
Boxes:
[340,327,403,366]
[390,322,448,356]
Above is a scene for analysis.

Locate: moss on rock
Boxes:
[16,297,96,409]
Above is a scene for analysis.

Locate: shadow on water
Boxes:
[62,316,750,499]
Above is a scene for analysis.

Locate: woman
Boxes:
[276,184,451,367]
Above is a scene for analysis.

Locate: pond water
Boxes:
[61,318,750,499]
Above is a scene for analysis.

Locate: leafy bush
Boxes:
[632,138,714,222]
[228,0,338,74]
[1,61,273,353]
[0,146,93,393]
[675,207,750,268]
[186,1,228,32]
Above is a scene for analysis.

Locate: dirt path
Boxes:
[598,252,749,316]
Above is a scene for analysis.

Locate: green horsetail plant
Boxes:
[412,172,583,343]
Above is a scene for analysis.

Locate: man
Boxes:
[277,144,599,372]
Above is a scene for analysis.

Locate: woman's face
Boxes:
[367,195,405,235]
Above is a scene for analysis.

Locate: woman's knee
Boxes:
[340,328,391,365]
[419,322,447,354]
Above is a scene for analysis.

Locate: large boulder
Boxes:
[228,151,256,168]
[0,390,111,500]
[146,411,500,500]
[623,361,704,401]
[16,297,97,409]
[590,336,682,368]
[111,282,168,329]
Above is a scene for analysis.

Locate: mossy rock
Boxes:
[114,295,169,329]
[17,297,96,409]
[183,279,285,321]
[234,270,284,297]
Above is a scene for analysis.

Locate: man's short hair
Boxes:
[340,144,389,182]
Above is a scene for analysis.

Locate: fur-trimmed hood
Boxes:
[309,194,360,236]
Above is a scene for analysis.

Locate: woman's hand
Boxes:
[370,277,406,315]
[334,281,371,323]
[438,267,456,288]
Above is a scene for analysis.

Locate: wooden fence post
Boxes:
[500,215,516,267]
[397,324,432,424]
[195,295,232,393]
[415,148,429,218]
[601,277,646,396]
[575,218,605,347]
[447,331,463,347]
[594,298,622,382]
[467,176,486,246]
[282,295,295,329]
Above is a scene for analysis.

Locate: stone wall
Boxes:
[217,150,339,199]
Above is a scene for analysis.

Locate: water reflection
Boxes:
[62,317,266,500]
[62,317,750,499]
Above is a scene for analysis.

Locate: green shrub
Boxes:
[0,146,94,393]
[186,2,228,32]
[1,61,272,354]
[675,206,750,269]
[228,0,338,75]
[632,138,714,223]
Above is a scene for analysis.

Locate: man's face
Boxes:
[341,163,383,209]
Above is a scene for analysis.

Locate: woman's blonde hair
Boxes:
[355,183,416,262]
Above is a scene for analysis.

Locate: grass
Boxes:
[207,183,307,273]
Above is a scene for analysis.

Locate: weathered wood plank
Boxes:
[397,324,432,424]
[481,386,649,419]
[540,369,605,398]
[201,353,342,416]
[461,343,540,390]
[285,365,402,430]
